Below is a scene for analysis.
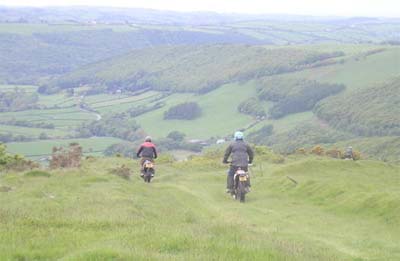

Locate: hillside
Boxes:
[314,77,400,136]
[1,155,400,260]
[44,44,340,93]
[1,45,399,163]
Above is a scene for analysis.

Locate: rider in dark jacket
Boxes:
[137,136,158,176]
[223,131,254,194]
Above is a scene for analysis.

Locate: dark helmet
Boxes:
[145,136,152,142]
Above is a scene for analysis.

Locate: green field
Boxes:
[0,84,38,92]
[285,47,400,91]
[0,155,399,260]
[0,124,69,138]
[5,137,124,160]
[135,82,257,139]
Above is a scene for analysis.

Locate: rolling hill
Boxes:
[1,155,399,260]
[44,44,338,93]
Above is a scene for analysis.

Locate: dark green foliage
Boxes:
[167,131,186,142]
[255,122,353,153]
[0,28,265,84]
[257,77,345,118]
[157,137,203,152]
[0,118,54,129]
[247,124,273,143]
[24,170,51,178]
[127,102,165,117]
[0,143,38,171]
[76,113,144,141]
[0,89,38,112]
[297,51,345,65]
[237,98,266,117]
[104,142,137,158]
[0,133,32,143]
[314,78,400,136]
[46,45,329,93]
[164,102,202,120]
[38,132,49,140]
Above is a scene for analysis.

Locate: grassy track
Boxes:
[0,156,399,260]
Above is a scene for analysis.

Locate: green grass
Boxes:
[24,170,51,178]
[0,108,98,129]
[0,156,399,260]
[5,137,124,160]
[246,111,315,134]
[0,84,38,92]
[135,82,256,139]
[286,47,400,91]
[334,136,400,163]
[0,124,69,138]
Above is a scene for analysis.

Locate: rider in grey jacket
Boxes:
[223,131,254,194]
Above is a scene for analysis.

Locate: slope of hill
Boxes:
[244,46,400,155]
[0,28,265,84]
[314,77,400,136]
[1,155,399,260]
[46,44,344,93]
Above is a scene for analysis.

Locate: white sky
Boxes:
[0,0,399,17]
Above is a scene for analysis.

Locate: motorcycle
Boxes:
[142,160,155,183]
[233,167,250,203]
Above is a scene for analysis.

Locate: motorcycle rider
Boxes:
[136,136,158,177]
[223,131,254,195]
[344,146,354,160]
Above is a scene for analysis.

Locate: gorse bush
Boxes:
[311,145,324,156]
[0,143,38,171]
[50,143,83,169]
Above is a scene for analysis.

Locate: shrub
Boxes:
[110,164,132,180]
[325,149,343,159]
[164,102,202,120]
[311,145,324,156]
[1,144,39,171]
[254,145,285,164]
[167,131,186,142]
[295,148,307,155]
[49,143,83,169]
[237,97,266,117]
[352,150,362,161]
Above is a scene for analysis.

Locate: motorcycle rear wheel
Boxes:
[237,182,246,203]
